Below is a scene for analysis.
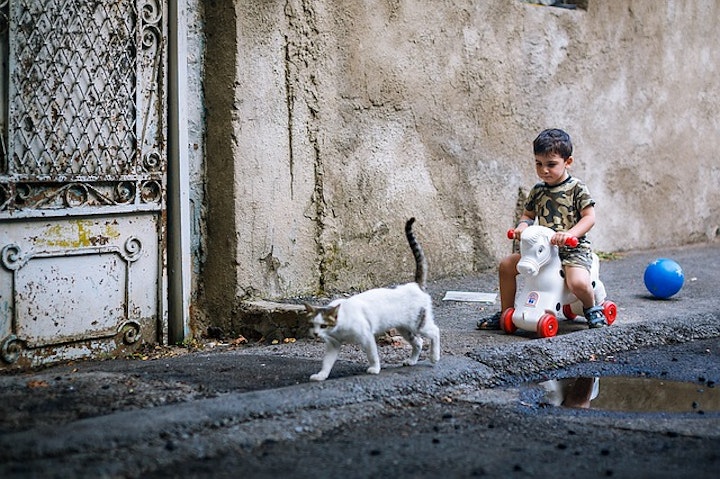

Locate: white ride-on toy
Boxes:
[501,224,617,338]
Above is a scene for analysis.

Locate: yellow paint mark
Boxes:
[103,222,121,240]
[36,220,121,248]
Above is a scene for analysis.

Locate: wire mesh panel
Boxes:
[0,0,166,217]
[10,1,137,177]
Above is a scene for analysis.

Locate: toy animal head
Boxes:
[516,225,558,276]
[304,303,340,339]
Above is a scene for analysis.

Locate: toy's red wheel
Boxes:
[562,304,578,320]
[602,300,617,325]
[537,313,558,338]
[500,308,517,334]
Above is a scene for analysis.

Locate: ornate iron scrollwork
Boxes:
[140,180,162,204]
[124,236,143,262]
[15,184,31,203]
[64,183,89,207]
[0,181,159,211]
[1,335,23,364]
[114,181,137,204]
[1,243,21,271]
[118,321,141,345]
[143,151,162,171]
[141,0,162,50]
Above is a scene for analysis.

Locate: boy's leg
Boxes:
[499,253,521,311]
[564,266,594,308]
[477,253,520,330]
[564,265,607,328]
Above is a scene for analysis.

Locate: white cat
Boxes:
[305,218,440,381]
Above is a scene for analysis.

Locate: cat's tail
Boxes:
[405,217,428,290]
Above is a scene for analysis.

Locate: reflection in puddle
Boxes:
[540,377,719,413]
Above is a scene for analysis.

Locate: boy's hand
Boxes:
[551,232,571,246]
[511,223,529,239]
[551,232,579,247]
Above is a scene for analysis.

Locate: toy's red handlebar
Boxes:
[506,229,579,247]
[564,236,579,247]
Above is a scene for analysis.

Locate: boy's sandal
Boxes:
[476,311,501,330]
[584,305,607,328]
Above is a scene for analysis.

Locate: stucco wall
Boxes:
[201,0,719,334]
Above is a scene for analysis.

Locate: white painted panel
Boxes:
[15,254,126,347]
[1,213,160,350]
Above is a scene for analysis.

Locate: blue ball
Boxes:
[644,258,684,299]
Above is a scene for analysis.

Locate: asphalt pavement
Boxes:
[1,241,719,478]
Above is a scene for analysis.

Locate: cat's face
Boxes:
[305,303,339,339]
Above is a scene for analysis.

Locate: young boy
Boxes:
[477,128,608,330]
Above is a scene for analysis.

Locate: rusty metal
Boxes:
[0,0,168,367]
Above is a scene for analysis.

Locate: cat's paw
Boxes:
[310,372,328,381]
[366,366,381,375]
[402,359,418,366]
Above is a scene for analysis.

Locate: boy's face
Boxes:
[535,153,571,186]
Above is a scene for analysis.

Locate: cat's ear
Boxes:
[303,303,316,316]
[327,304,341,325]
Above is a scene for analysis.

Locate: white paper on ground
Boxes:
[442,291,497,303]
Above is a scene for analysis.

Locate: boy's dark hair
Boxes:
[533,128,573,159]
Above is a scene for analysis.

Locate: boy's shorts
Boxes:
[559,246,593,271]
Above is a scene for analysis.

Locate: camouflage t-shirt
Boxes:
[524,175,595,247]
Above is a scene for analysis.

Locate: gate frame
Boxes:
[167,1,191,344]
[0,1,191,364]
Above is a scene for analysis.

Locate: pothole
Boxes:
[539,376,719,413]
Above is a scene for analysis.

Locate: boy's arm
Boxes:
[552,205,595,245]
[511,210,536,238]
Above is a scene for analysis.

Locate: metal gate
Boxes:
[0,0,168,367]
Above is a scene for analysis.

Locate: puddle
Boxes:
[540,377,719,413]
